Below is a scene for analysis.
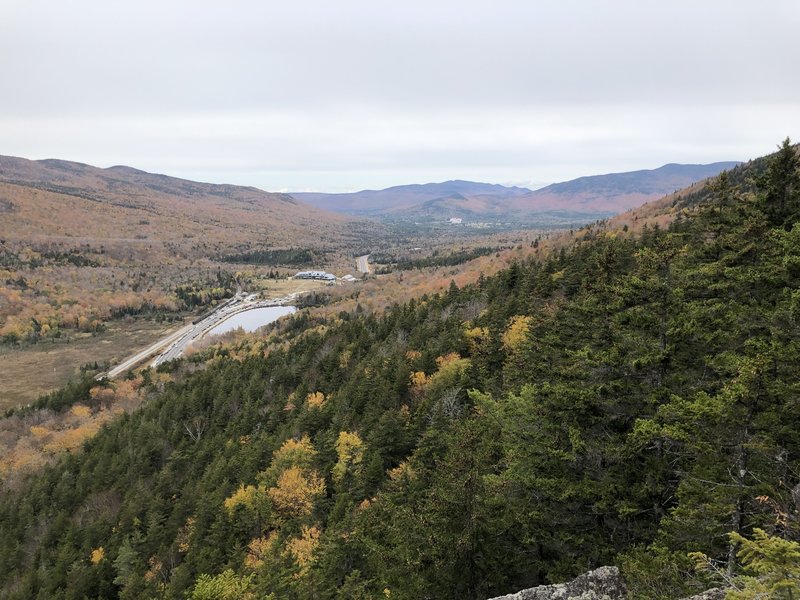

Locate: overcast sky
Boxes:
[1,1,798,192]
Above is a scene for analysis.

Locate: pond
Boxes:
[208,306,296,336]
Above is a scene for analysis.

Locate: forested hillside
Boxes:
[0,154,360,346]
[0,141,798,599]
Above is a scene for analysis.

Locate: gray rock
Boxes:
[487,566,627,600]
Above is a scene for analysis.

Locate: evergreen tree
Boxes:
[759,137,800,228]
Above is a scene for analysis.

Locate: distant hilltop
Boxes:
[0,153,349,248]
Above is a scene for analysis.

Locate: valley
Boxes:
[3,2,796,597]
[0,155,635,407]
[0,153,744,409]
[0,144,797,600]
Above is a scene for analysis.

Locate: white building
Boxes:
[294,270,336,281]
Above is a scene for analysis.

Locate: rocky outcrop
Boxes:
[486,567,730,600]
[487,566,627,600]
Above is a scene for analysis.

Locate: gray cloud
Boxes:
[1,0,798,191]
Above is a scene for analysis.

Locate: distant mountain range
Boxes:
[293,180,531,218]
[0,156,741,239]
[292,162,740,224]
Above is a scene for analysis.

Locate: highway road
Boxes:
[356,254,370,274]
[99,292,297,379]
[103,322,194,379]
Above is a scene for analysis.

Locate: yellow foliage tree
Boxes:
[306,391,326,409]
[267,466,325,519]
[90,547,105,564]
[426,353,471,394]
[284,525,321,578]
[464,326,489,355]
[464,326,488,341]
[435,352,462,368]
[332,431,365,484]
[244,532,279,570]
[265,435,317,479]
[409,371,429,388]
[502,315,532,351]
[0,315,30,342]
[223,484,260,515]
[405,350,422,361]
[42,419,107,455]
[90,386,117,409]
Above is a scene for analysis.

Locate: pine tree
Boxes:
[759,137,800,228]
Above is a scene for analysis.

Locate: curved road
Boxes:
[356,254,370,274]
[104,322,194,379]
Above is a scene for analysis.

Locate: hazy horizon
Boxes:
[1,152,744,196]
[2,0,797,192]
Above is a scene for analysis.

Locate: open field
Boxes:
[248,277,329,296]
[0,318,182,411]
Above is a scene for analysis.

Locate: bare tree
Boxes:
[183,416,207,442]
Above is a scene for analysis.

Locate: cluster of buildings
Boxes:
[293,270,337,282]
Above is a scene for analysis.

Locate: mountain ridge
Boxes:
[531,161,740,196]
[0,154,349,248]
[291,162,740,222]
[361,179,532,196]
[0,155,300,205]
[292,179,531,218]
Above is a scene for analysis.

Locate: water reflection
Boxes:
[208,306,296,335]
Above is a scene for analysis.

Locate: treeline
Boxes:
[0,141,798,599]
[0,245,100,269]
[219,247,325,267]
[174,276,236,311]
[373,246,504,273]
